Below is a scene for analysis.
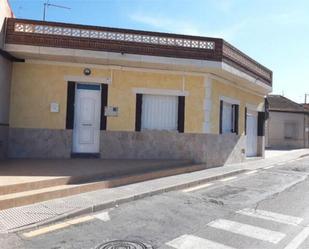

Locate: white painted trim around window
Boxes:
[132,88,189,96]
[64,75,111,84]
[220,96,240,105]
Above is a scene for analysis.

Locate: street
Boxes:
[2,156,309,249]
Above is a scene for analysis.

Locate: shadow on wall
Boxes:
[0,126,9,159]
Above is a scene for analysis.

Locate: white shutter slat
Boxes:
[141,94,178,131]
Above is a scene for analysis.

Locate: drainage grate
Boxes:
[96,240,153,249]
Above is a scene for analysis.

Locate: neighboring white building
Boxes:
[266,95,309,149]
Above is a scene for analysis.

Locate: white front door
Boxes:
[72,84,101,153]
[246,111,258,157]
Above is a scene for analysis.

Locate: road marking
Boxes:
[66,215,95,225]
[208,219,285,244]
[237,208,303,226]
[182,183,214,193]
[264,165,275,169]
[23,215,94,238]
[166,234,236,249]
[283,227,309,249]
[245,170,258,175]
[278,162,286,165]
[220,176,237,182]
[94,211,110,221]
[23,223,70,238]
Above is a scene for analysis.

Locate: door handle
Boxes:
[82,124,92,126]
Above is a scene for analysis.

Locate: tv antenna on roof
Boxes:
[43,0,71,21]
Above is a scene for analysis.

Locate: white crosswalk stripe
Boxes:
[264,165,275,169]
[277,162,286,165]
[94,211,110,222]
[245,170,258,175]
[283,227,309,249]
[207,219,286,244]
[220,176,238,182]
[166,234,236,249]
[237,208,303,226]
[182,183,213,193]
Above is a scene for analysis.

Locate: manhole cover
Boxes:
[96,240,153,249]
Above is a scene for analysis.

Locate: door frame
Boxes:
[246,109,258,157]
[72,83,102,155]
[66,79,109,157]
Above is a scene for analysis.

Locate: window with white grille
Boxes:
[141,95,178,131]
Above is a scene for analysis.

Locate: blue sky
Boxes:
[9,0,309,103]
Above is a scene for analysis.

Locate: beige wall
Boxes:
[266,111,307,149]
[10,62,265,136]
[211,79,264,134]
[10,62,205,133]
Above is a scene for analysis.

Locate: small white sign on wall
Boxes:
[105,106,119,117]
[50,102,59,113]
[306,127,309,132]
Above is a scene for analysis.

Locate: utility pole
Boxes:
[305,93,309,104]
[43,0,71,21]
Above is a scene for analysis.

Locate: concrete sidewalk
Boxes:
[1,148,309,233]
[265,148,309,159]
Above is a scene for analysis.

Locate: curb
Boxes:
[300,153,309,158]
[11,168,247,233]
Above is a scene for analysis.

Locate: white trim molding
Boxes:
[246,103,264,112]
[220,95,240,105]
[208,73,266,98]
[222,62,272,93]
[132,87,189,96]
[203,76,212,133]
[246,103,259,111]
[64,75,111,84]
[12,45,220,73]
[8,45,271,93]
[22,57,269,96]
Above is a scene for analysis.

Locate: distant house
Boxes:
[303,103,309,110]
[266,95,309,149]
[0,3,273,166]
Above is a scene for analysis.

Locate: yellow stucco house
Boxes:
[0,13,272,166]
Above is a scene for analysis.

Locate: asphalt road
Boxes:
[2,156,309,249]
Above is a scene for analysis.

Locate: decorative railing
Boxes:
[5,18,272,86]
[13,22,216,51]
[223,42,272,82]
